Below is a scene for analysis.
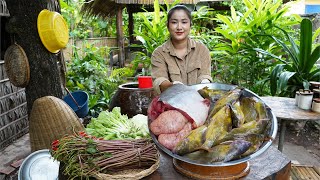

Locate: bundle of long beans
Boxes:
[51,132,159,179]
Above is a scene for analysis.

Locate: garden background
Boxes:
[61,0,320,117]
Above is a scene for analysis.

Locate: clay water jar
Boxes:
[109,82,156,118]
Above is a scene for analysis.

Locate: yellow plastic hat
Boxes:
[37,9,69,53]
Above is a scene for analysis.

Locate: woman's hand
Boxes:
[160,80,174,92]
[201,79,210,84]
[173,81,183,85]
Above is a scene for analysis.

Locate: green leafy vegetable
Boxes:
[86,107,150,140]
[131,114,149,137]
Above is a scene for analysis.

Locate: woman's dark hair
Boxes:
[167,5,192,27]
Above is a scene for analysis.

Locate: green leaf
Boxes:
[104,152,112,158]
[270,34,299,67]
[215,28,237,43]
[305,46,320,72]
[231,6,237,23]
[86,146,97,154]
[312,27,320,42]
[270,64,284,95]
[254,48,287,64]
[153,0,160,24]
[309,68,320,80]
[302,80,310,90]
[278,71,295,93]
[300,19,312,71]
[216,14,237,32]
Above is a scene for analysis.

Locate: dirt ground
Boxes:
[284,121,320,163]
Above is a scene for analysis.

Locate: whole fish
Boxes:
[198,86,227,103]
[254,100,269,120]
[173,125,207,155]
[250,118,271,135]
[206,88,243,124]
[215,120,257,144]
[184,145,230,163]
[184,139,251,163]
[236,133,266,157]
[240,97,258,123]
[230,100,245,128]
[201,105,232,150]
[223,139,252,162]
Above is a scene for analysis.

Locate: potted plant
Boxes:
[255,18,320,97]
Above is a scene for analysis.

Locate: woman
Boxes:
[151,5,212,94]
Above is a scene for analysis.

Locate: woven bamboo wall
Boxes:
[63,37,126,61]
[0,60,28,151]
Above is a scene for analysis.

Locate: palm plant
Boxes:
[255,18,320,97]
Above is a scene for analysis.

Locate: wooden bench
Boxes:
[290,164,320,180]
[261,96,320,152]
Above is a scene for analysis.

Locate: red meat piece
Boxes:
[158,123,192,150]
[150,110,189,136]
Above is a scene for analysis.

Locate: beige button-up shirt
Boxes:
[151,38,213,94]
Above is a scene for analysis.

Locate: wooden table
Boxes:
[261,96,320,152]
[144,146,291,180]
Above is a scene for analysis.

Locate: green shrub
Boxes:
[66,42,134,117]
[212,0,301,95]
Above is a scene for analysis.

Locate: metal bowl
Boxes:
[18,149,60,180]
[149,83,278,167]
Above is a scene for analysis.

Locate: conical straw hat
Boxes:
[29,96,84,152]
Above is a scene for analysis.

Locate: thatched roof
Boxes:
[81,0,222,18]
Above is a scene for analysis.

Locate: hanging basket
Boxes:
[37,9,69,53]
[29,96,84,152]
[4,43,30,87]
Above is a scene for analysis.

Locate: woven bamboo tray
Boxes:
[94,154,160,180]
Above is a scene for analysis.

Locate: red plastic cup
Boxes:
[138,76,153,88]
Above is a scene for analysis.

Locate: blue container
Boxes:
[63,90,89,118]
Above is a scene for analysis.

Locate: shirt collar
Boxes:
[163,38,196,56]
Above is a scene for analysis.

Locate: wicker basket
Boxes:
[94,154,160,180]
[29,96,84,152]
[4,43,30,87]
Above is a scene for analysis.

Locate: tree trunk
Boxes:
[6,0,63,114]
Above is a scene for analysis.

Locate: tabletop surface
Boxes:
[144,146,290,180]
[261,96,320,121]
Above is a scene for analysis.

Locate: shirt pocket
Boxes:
[187,63,201,84]
[168,67,182,82]
[187,62,201,73]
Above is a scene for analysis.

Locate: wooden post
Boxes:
[128,6,134,44]
[0,17,2,59]
[116,5,125,68]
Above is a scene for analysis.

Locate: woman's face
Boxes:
[168,9,191,42]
